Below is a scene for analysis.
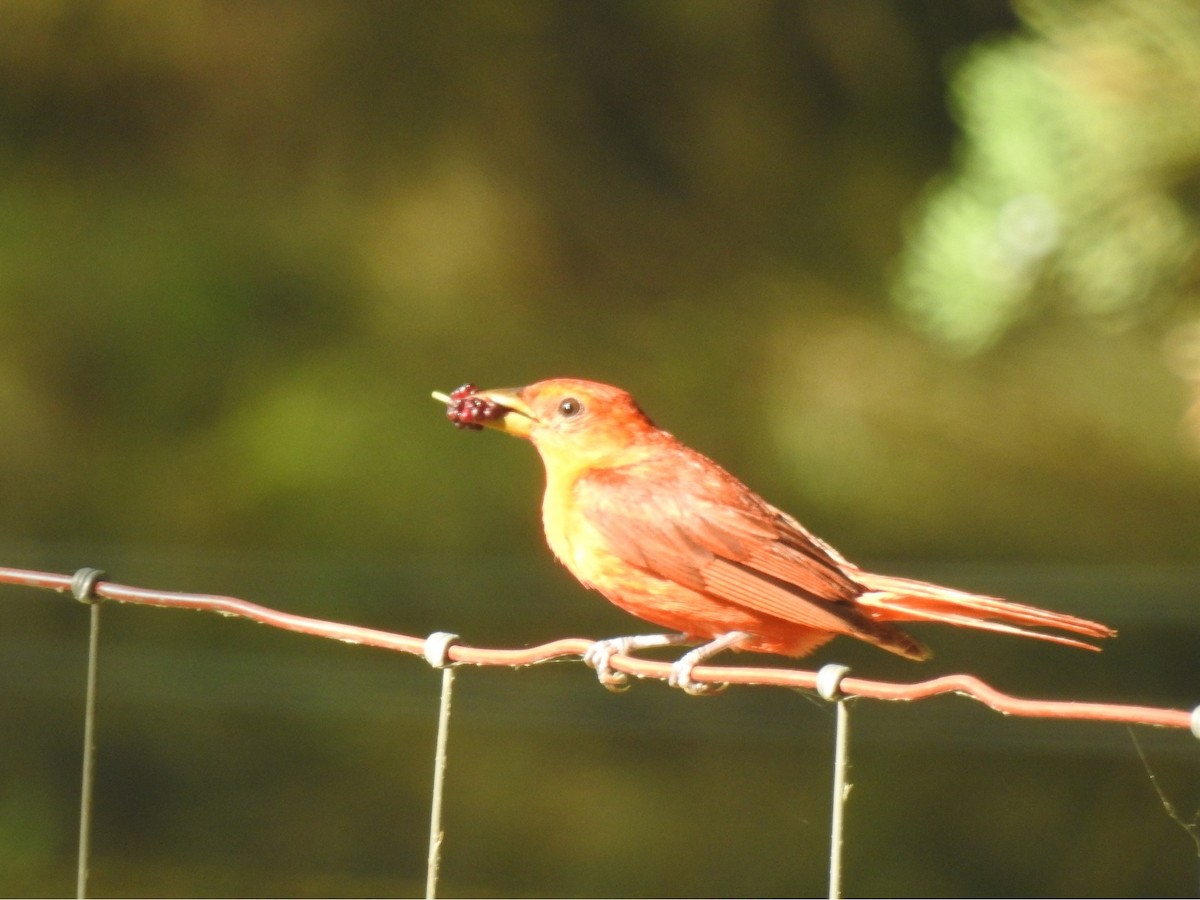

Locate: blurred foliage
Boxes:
[0,0,1196,564]
[895,0,1200,350]
[0,1,1197,897]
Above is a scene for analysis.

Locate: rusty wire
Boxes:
[2,564,1196,735]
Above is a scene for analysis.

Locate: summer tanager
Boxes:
[434,378,1115,691]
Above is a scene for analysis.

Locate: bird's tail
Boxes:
[853,572,1116,652]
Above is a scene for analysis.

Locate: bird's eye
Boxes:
[557,397,582,418]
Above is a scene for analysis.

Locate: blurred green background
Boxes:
[2,1,1199,896]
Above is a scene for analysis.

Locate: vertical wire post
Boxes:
[424,633,459,900]
[817,664,852,900]
[77,601,101,900]
[72,568,107,900]
[828,698,850,900]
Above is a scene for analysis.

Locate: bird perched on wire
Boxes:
[433,378,1115,693]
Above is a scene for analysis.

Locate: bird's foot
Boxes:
[666,631,752,695]
[583,639,632,691]
[667,655,725,695]
[662,648,724,696]
[583,633,690,692]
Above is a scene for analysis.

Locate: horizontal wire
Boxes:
[1,564,1195,735]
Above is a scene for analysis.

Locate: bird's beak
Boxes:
[475,387,537,437]
[431,386,538,437]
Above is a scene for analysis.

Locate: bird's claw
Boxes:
[598,673,631,693]
[667,658,727,695]
[583,639,632,691]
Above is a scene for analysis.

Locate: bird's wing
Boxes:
[574,458,874,634]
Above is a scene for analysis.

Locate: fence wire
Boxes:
[1,563,1197,899]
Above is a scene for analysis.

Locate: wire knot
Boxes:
[816,664,851,702]
[424,632,460,669]
[70,568,107,605]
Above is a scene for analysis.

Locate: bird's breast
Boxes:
[540,471,613,589]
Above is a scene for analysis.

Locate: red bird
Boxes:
[434,379,1115,691]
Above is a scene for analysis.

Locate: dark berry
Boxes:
[440,381,506,431]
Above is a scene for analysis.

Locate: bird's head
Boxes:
[433,378,662,470]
